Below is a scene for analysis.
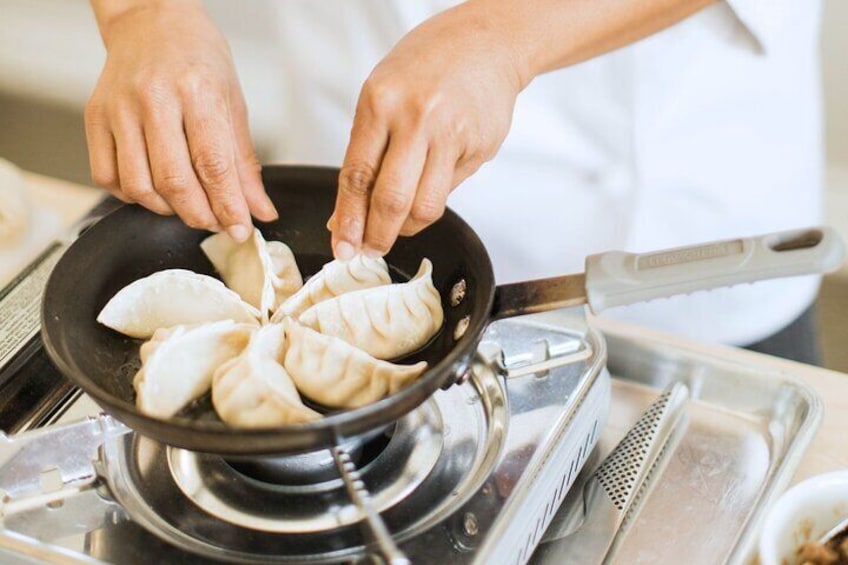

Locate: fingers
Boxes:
[362,135,427,256]
[143,102,220,229]
[333,113,388,259]
[230,87,277,222]
[111,117,174,215]
[399,146,454,236]
[332,125,455,259]
[84,102,130,204]
[183,88,252,241]
[88,89,268,238]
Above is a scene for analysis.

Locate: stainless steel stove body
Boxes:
[0,244,610,565]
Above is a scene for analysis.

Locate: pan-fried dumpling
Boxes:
[212,323,320,427]
[134,320,254,419]
[283,319,427,408]
[298,259,443,359]
[201,229,302,316]
[270,254,391,322]
[97,269,261,339]
[267,240,303,301]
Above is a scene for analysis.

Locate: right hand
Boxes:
[85,1,277,240]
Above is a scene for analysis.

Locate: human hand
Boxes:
[329,3,529,259]
[85,0,276,240]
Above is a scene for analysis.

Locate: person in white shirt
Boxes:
[84,0,824,362]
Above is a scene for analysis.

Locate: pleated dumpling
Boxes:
[97,269,261,339]
[283,320,427,408]
[267,240,304,301]
[133,320,254,419]
[212,323,321,427]
[271,254,391,322]
[298,259,443,359]
[201,229,302,316]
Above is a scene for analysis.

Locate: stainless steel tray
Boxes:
[535,327,822,565]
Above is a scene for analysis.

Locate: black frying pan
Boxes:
[42,165,843,455]
[42,166,497,455]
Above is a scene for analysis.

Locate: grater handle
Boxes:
[584,227,845,313]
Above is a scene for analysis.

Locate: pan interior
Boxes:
[40,166,495,453]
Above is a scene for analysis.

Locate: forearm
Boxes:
[465,0,716,87]
[90,0,205,47]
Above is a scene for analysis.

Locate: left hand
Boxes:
[328,3,528,259]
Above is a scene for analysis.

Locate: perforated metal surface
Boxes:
[594,388,674,511]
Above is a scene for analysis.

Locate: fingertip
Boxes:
[254,204,278,223]
[249,188,278,222]
[334,240,356,261]
[362,245,384,259]
[331,210,366,256]
[227,224,251,242]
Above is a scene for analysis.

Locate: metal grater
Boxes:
[596,391,673,511]
[535,381,689,564]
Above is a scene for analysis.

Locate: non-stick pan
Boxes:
[41,165,844,455]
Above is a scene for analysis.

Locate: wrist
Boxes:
[90,0,205,48]
[457,0,547,91]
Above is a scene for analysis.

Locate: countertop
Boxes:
[18,171,848,487]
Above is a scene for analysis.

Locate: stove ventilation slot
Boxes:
[514,418,599,565]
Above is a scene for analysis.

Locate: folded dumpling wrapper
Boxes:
[201,229,302,317]
[284,319,427,408]
[271,254,391,322]
[134,320,255,419]
[212,323,321,427]
[97,269,261,339]
[298,259,443,360]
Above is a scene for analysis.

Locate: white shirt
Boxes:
[269,0,823,346]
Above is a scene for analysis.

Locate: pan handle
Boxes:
[491,226,845,319]
[584,226,844,313]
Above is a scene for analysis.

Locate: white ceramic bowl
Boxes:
[759,470,848,565]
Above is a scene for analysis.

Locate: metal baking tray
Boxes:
[535,326,822,565]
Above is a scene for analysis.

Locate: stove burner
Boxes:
[97,372,505,562]
[224,425,394,488]
[166,407,441,533]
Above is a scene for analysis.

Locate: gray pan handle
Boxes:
[584,227,845,314]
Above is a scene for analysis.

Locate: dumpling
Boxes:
[201,229,302,316]
[298,259,443,359]
[283,319,427,408]
[267,240,304,301]
[270,254,391,322]
[134,320,254,419]
[97,269,261,339]
[212,323,321,427]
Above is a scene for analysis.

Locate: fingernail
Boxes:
[326,213,336,232]
[227,224,251,242]
[261,196,278,221]
[362,246,383,259]
[335,241,356,260]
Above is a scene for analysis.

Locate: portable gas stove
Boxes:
[0,240,610,564]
